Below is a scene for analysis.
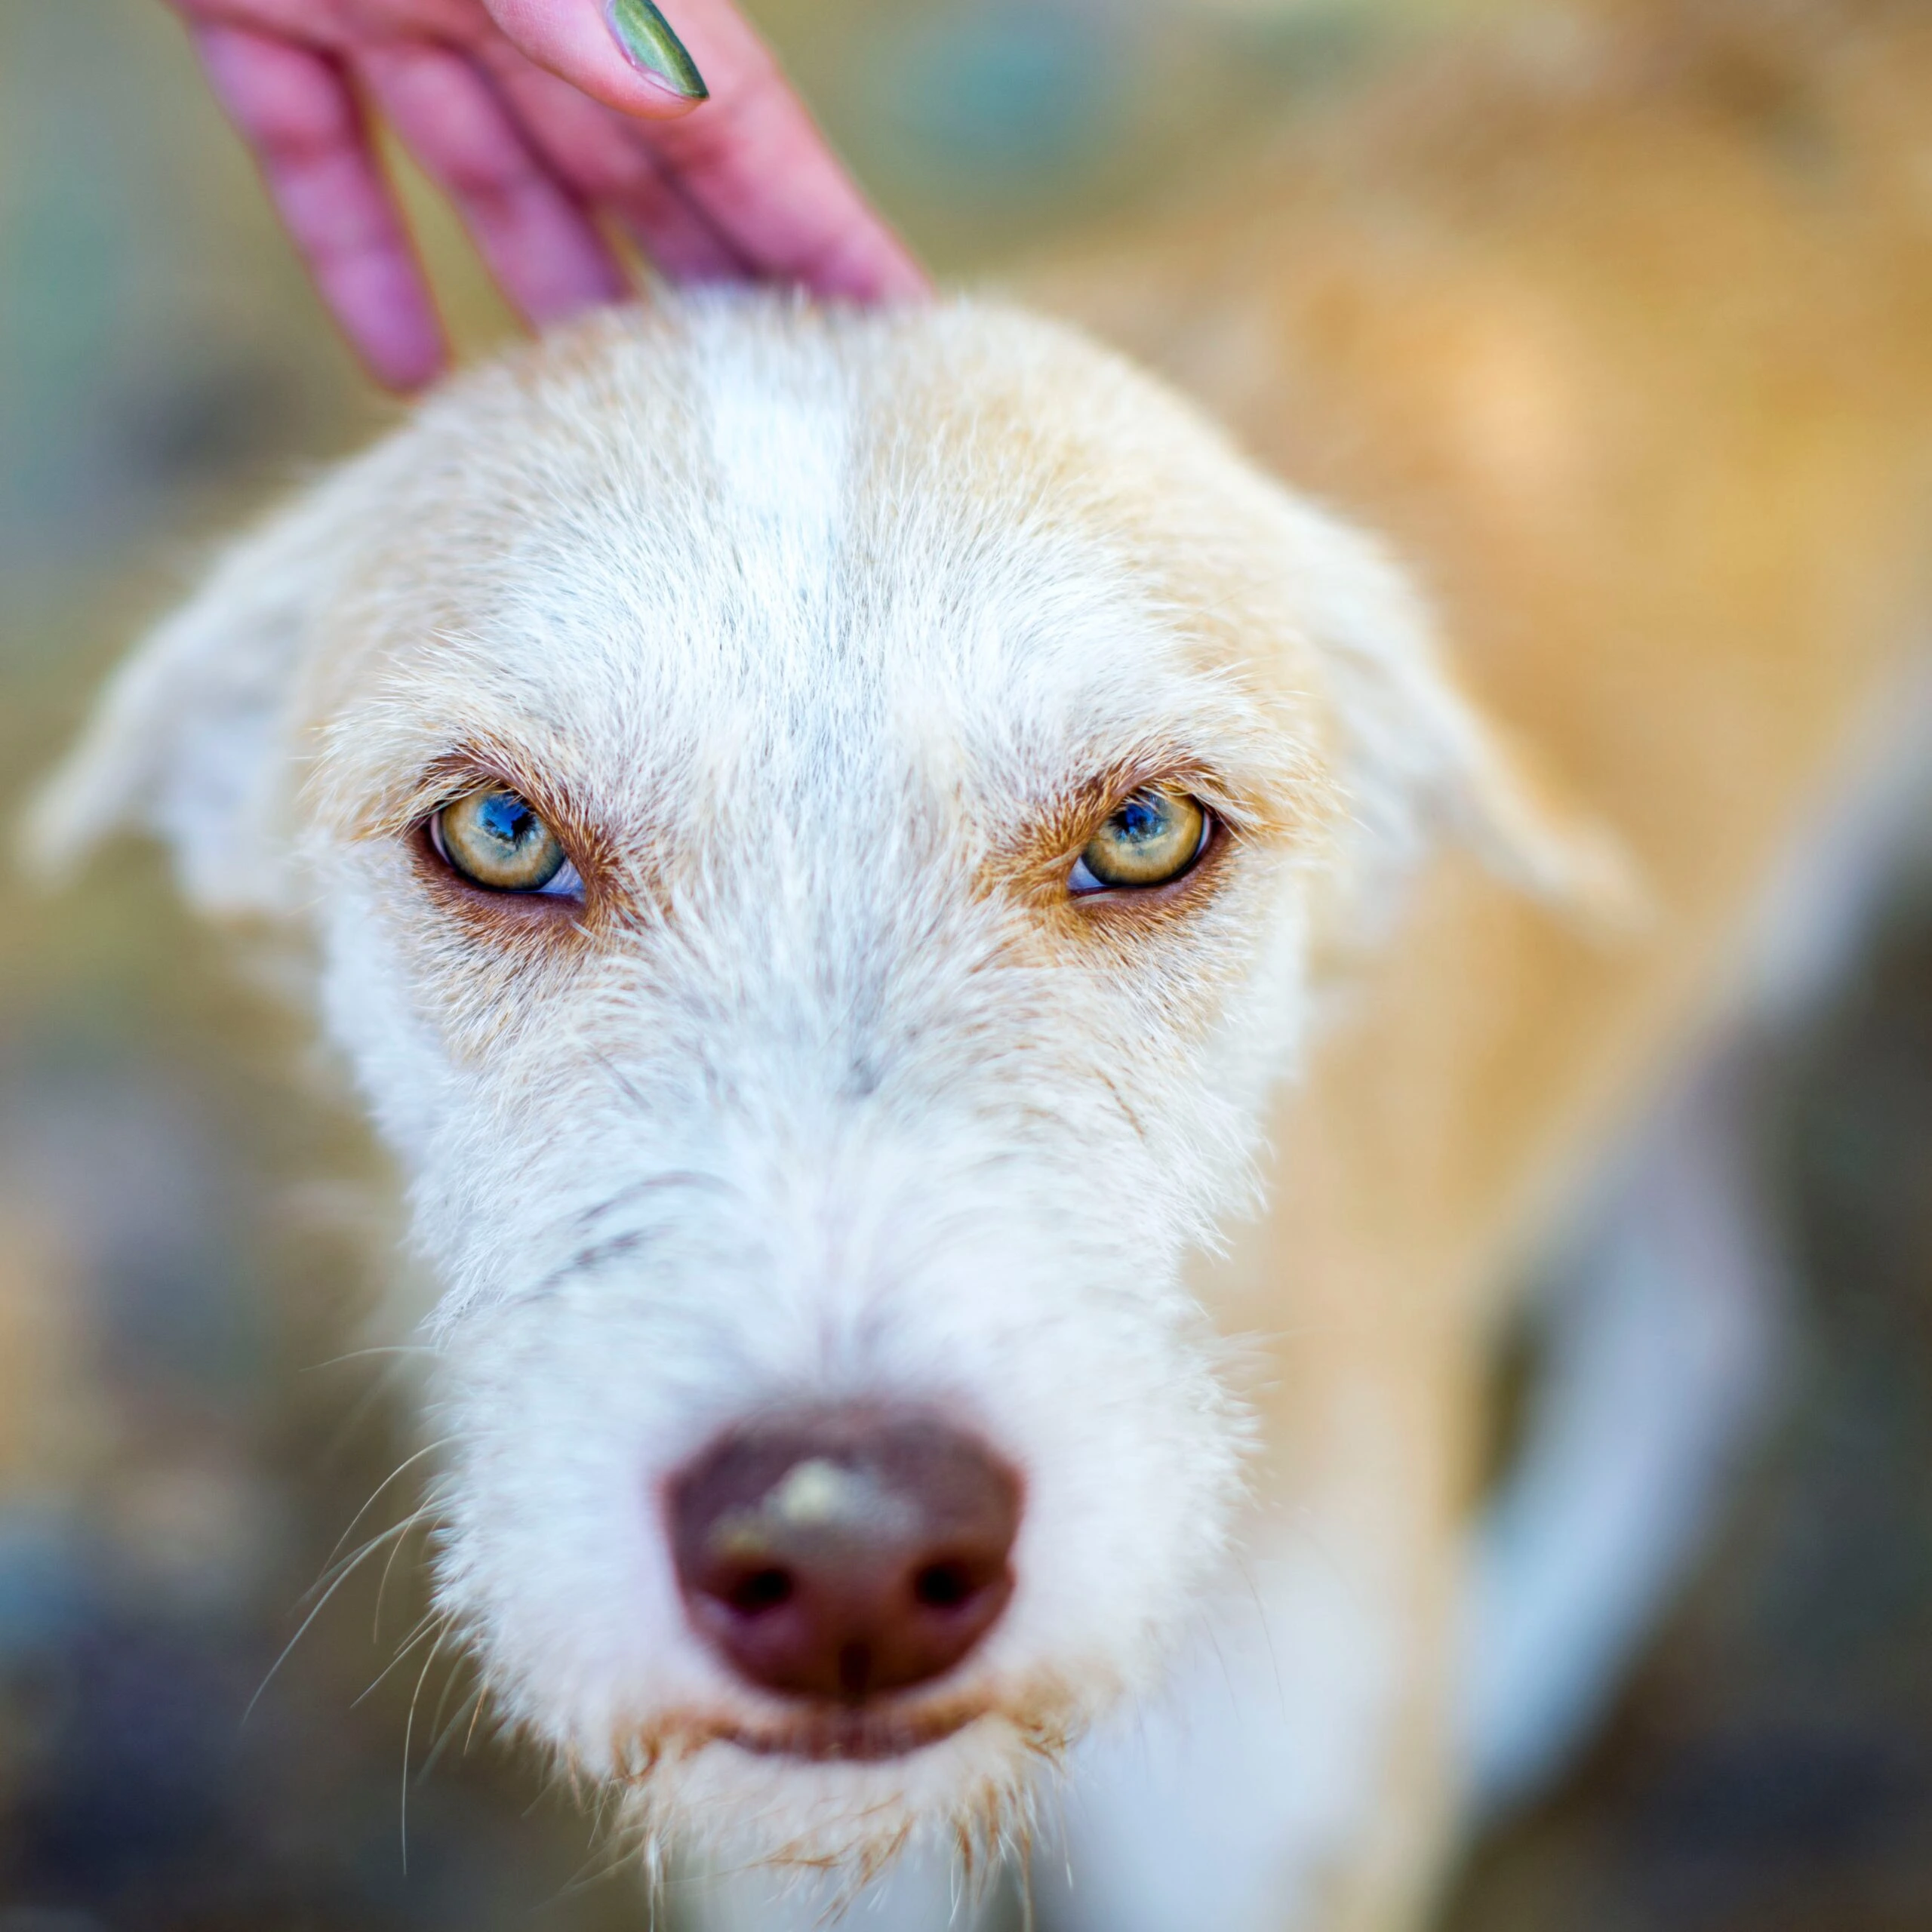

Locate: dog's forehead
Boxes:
[331,301,1310,814]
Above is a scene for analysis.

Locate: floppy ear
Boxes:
[1281,498,1641,936]
[32,475,368,921]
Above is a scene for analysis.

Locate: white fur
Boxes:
[1040,1509,1407,1931]
[35,295,1577,1906]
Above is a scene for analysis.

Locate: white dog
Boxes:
[37,3,1932,1926]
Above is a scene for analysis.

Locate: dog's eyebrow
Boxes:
[1048,744,1321,848]
[335,737,608,863]
[980,743,1322,906]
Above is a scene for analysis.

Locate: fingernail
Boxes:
[607,0,708,100]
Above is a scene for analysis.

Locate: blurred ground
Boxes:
[0,2,1928,1928]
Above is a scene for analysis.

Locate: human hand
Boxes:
[172,0,928,389]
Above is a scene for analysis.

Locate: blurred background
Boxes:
[2,1,1931,1927]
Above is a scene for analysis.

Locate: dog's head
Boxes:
[36,297,1595,1872]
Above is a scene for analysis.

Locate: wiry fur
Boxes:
[35,296,1570,1884]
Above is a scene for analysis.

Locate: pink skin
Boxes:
[172,0,931,389]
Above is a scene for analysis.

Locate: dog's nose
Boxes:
[669,1411,1021,1702]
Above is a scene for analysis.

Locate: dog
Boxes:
[34,1,1932,1925]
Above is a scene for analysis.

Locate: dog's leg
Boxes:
[1460,1048,1786,1817]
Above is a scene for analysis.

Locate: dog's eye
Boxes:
[1070,789,1209,894]
[432,788,578,895]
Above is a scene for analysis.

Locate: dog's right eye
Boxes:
[432,789,579,895]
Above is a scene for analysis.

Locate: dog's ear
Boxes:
[1282,500,1641,934]
[31,475,367,920]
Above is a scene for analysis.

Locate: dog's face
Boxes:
[39,298,1572,1871]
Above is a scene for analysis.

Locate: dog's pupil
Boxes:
[475,792,534,851]
[1118,795,1167,844]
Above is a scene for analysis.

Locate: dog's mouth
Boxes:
[616,1697,988,1773]
[611,1688,1074,1777]
[593,1688,1081,1876]
[703,1700,986,1763]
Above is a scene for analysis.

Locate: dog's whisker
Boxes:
[245,1521,432,1726]
[413,1641,481,1784]
[549,1822,646,1905]
[315,1438,454,1581]
[411,1661,481,1788]
[463,1669,494,1761]
[400,1622,453,1875]
[291,1507,429,1622]
[373,1496,443,1639]
[301,1343,441,1373]
[310,1359,423,1475]
[358,1606,448,1712]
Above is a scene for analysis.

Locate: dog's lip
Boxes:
[710,1698,985,1762]
[617,1693,997,1772]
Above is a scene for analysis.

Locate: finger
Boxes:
[482,0,712,117]
[192,24,446,389]
[472,42,749,283]
[354,39,628,328]
[638,52,929,301]
[608,152,755,285]
[481,0,928,300]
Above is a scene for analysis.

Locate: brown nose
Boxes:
[669,1410,1021,1703]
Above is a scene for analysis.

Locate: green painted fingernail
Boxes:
[608,0,708,100]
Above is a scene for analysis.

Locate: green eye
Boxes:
[433,788,572,894]
[1072,789,1208,893]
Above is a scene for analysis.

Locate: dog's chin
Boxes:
[592,1685,1084,1875]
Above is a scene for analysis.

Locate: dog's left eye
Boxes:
[432,788,581,896]
[1070,789,1210,894]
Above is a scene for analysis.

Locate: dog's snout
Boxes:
[669,1411,1021,1702]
